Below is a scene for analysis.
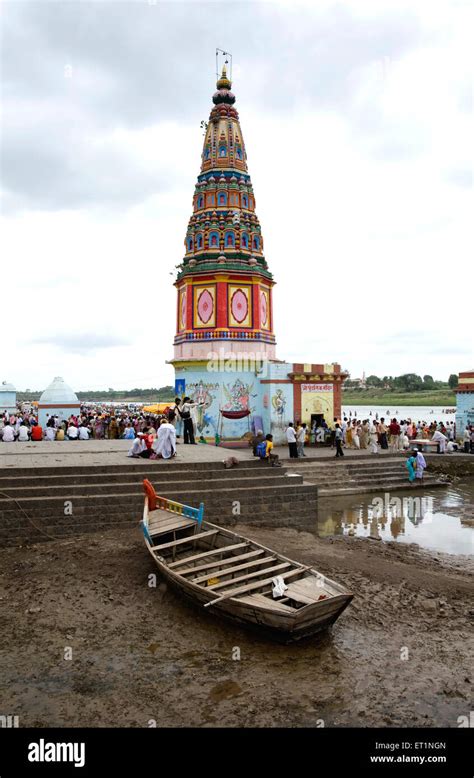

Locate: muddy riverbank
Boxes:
[1,523,472,728]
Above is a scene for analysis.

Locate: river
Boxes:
[342,405,455,423]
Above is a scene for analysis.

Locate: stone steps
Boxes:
[0,462,318,546]
[0,459,261,478]
[282,457,445,495]
[0,472,303,499]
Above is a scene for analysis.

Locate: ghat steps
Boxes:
[283,455,446,496]
[0,461,318,546]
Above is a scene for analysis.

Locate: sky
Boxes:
[1,0,472,391]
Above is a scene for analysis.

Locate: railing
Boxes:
[174,330,276,343]
[142,494,204,544]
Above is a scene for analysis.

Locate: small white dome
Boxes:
[39,376,79,405]
[0,381,16,392]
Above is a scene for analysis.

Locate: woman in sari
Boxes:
[359,421,369,449]
[414,448,427,482]
[352,421,360,449]
[369,421,378,453]
[405,452,417,483]
[346,424,353,448]
[94,417,104,440]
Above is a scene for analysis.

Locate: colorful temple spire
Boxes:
[173,66,276,361]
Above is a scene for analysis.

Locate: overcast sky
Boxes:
[1,0,472,391]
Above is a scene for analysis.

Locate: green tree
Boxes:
[448,374,459,389]
[394,374,423,392]
[366,375,383,387]
[422,374,435,390]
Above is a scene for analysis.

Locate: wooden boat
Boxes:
[141,483,353,642]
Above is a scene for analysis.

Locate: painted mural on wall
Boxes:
[187,380,219,434]
[269,382,294,444]
[271,388,287,428]
[177,373,260,441]
[222,378,255,413]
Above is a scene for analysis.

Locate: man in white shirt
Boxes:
[431,429,447,453]
[2,424,15,442]
[67,424,79,440]
[17,423,30,442]
[296,423,307,457]
[286,423,297,458]
[45,426,56,441]
[127,436,146,457]
[78,425,90,440]
[341,418,348,445]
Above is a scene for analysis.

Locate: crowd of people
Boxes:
[2,404,473,459]
[0,408,168,443]
[0,397,210,462]
[278,417,473,458]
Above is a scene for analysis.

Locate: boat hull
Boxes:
[146,532,353,642]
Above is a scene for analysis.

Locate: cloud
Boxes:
[1,1,472,388]
[1,1,425,212]
[443,167,473,188]
[32,333,132,354]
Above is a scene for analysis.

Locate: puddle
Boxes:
[317,481,474,555]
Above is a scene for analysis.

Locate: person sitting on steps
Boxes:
[256,434,281,467]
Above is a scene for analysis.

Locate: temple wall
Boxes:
[456,392,474,439]
[38,405,81,428]
[174,365,265,443]
[0,391,16,415]
[174,341,276,360]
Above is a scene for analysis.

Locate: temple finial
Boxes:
[216,63,231,90]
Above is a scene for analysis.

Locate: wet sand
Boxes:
[1,523,472,728]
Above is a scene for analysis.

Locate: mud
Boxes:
[0,524,472,728]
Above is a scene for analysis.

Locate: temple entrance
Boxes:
[310,413,325,428]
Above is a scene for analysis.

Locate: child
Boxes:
[257,434,281,467]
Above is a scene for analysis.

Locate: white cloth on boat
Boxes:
[272,575,288,599]
[152,422,176,459]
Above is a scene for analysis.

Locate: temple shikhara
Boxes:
[171,60,347,443]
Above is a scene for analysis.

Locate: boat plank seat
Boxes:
[208,562,292,591]
[151,529,218,552]
[168,542,249,570]
[288,577,334,598]
[206,567,311,605]
[193,555,277,585]
[237,593,296,613]
[148,516,197,536]
[181,549,265,577]
[284,585,316,605]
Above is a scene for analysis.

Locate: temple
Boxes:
[170,64,347,443]
[455,369,474,435]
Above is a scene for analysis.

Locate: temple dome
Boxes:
[0,381,16,392]
[39,376,79,405]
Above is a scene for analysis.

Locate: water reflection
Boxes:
[317,483,474,555]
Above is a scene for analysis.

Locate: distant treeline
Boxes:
[344,374,459,392]
[16,386,176,403]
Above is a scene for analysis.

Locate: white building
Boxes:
[38,376,81,427]
[0,381,17,415]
